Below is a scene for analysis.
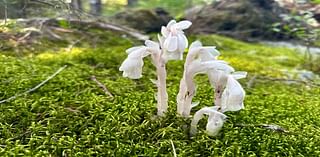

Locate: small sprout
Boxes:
[190,106,227,136]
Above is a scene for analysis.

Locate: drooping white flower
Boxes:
[187,41,220,63]
[119,40,160,79]
[220,73,246,112]
[161,20,192,60]
[119,57,144,79]
[178,59,234,116]
[190,106,227,136]
[177,40,233,117]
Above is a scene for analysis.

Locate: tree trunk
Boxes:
[127,0,137,7]
[0,0,27,19]
[90,0,101,16]
[72,0,82,10]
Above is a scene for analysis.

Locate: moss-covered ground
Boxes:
[0,29,320,156]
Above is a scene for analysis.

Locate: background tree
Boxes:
[72,0,82,10]
[127,0,137,7]
[90,0,101,16]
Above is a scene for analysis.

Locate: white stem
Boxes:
[177,55,194,117]
[182,72,196,117]
[190,107,207,135]
[214,85,223,108]
[176,76,186,115]
[156,49,168,116]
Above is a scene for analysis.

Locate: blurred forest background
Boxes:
[1,0,320,72]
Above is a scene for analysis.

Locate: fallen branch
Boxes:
[66,37,85,52]
[235,123,289,133]
[258,76,320,87]
[246,73,258,88]
[14,18,149,41]
[90,76,114,98]
[0,65,68,104]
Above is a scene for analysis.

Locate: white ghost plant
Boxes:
[176,41,247,136]
[176,41,234,117]
[120,20,247,136]
[190,106,227,136]
[190,71,246,136]
[119,20,192,116]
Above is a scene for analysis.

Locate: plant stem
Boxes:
[156,50,168,116]
[177,76,186,115]
[214,86,223,108]
[177,56,193,117]
[183,73,196,117]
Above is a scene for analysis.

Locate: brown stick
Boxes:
[90,76,114,98]
[0,65,68,104]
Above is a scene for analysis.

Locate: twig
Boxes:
[50,26,74,33]
[44,28,62,40]
[170,140,177,157]
[66,37,85,52]
[17,31,32,42]
[0,65,68,104]
[258,76,320,87]
[246,73,258,88]
[90,76,114,98]
[235,123,289,133]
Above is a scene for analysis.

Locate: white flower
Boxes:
[178,59,234,116]
[187,41,220,63]
[161,20,192,60]
[119,40,160,79]
[119,57,144,79]
[220,73,246,112]
[190,106,227,136]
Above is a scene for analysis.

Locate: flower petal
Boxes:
[190,106,226,136]
[145,40,159,48]
[232,71,247,80]
[126,46,144,54]
[161,26,169,37]
[166,20,176,28]
[128,47,148,58]
[119,58,144,79]
[199,47,220,61]
[177,34,188,53]
[206,111,227,136]
[189,40,202,50]
[164,33,178,52]
[221,76,245,112]
[174,20,192,30]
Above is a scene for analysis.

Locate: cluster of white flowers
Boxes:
[120,20,191,116]
[119,20,246,136]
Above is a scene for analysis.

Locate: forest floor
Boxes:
[0,23,320,156]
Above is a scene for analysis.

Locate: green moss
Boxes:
[0,33,319,156]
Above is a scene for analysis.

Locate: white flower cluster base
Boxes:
[119,20,246,136]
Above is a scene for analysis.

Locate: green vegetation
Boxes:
[0,30,320,156]
[311,0,320,4]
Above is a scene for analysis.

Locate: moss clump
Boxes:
[0,33,319,156]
